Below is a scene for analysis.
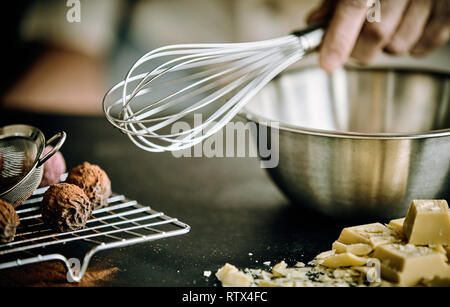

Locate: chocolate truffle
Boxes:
[41,183,92,232]
[66,162,111,210]
[39,146,66,188]
[0,199,20,243]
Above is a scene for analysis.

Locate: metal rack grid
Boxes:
[0,176,190,282]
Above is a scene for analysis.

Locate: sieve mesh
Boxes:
[0,137,41,207]
[0,125,66,208]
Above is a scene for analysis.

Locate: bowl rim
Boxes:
[240,66,450,140]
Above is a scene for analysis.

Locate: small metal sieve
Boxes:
[0,124,66,207]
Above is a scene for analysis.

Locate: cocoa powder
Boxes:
[0,261,119,287]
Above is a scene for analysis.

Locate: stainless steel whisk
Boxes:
[103,24,325,152]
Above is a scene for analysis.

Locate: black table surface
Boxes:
[0,109,352,287]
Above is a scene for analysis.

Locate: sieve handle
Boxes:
[37,131,67,167]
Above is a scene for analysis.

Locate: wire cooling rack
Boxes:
[0,175,190,282]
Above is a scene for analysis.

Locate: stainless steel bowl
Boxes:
[242,66,450,220]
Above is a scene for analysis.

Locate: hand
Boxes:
[307,0,450,72]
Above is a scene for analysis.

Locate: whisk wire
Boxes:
[126,49,302,151]
[128,47,285,123]
[123,48,292,143]
[103,28,324,152]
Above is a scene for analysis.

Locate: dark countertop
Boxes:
[0,109,348,287]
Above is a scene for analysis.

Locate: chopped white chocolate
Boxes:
[352,266,372,275]
[337,222,402,248]
[373,243,450,286]
[285,267,308,279]
[216,263,252,287]
[216,263,237,280]
[315,249,336,259]
[429,244,447,255]
[258,280,281,287]
[332,241,347,253]
[221,271,251,287]
[369,236,399,248]
[388,218,405,233]
[403,200,450,245]
[261,270,273,280]
[215,199,450,288]
[203,270,212,277]
[332,241,373,256]
[272,261,288,277]
[319,252,368,268]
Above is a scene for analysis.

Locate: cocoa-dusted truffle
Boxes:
[66,162,111,210]
[39,146,66,188]
[41,183,92,232]
[0,199,20,243]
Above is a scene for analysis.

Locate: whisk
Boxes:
[103,24,325,152]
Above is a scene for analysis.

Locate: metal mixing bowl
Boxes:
[242,66,450,220]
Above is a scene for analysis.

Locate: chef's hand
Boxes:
[307,0,450,72]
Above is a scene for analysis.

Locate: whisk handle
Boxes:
[291,23,326,54]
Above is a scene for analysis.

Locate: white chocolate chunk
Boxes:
[272,261,288,277]
[337,222,402,248]
[320,253,368,268]
[316,249,336,259]
[261,270,273,280]
[216,263,252,287]
[215,199,450,288]
[332,241,373,256]
[332,241,347,253]
[373,243,450,286]
[216,263,238,280]
[388,218,405,233]
[403,200,450,245]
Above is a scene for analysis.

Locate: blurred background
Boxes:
[0,0,318,115]
[1,0,449,116]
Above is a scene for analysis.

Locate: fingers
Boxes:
[411,0,450,56]
[385,0,433,55]
[306,0,335,25]
[318,0,368,72]
[351,0,409,64]
[306,0,450,72]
